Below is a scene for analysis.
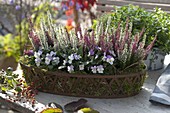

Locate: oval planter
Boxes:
[144,48,166,70]
[20,63,146,98]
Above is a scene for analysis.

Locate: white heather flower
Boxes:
[67,65,74,73]
[35,58,41,67]
[97,65,104,73]
[91,66,97,73]
[109,50,116,57]
[52,57,60,65]
[79,64,84,70]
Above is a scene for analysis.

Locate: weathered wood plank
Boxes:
[96,5,115,12]
[129,0,170,4]
[97,0,170,11]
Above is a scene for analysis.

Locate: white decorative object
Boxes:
[144,48,166,70]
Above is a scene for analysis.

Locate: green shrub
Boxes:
[93,5,170,54]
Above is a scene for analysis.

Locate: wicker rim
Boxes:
[21,63,146,78]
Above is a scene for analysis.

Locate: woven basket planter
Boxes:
[20,63,146,98]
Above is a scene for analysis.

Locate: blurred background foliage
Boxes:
[0,0,96,62]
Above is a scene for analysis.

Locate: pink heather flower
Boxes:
[145,36,157,54]
[45,31,54,46]
[84,36,90,46]
[24,50,34,56]
[29,31,41,49]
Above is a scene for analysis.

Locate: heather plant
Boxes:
[21,13,156,75]
[93,5,170,54]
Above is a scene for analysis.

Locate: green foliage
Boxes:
[0,68,21,92]
[149,8,170,53]
[0,34,26,61]
[93,5,170,54]
[0,2,59,61]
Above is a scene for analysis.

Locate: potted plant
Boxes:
[20,12,156,98]
[93,4,170,70]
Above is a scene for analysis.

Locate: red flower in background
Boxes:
[66,18,74,31]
